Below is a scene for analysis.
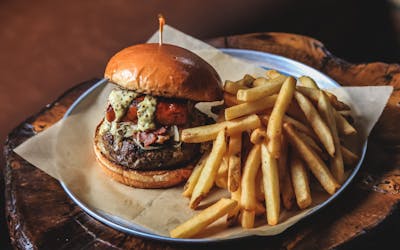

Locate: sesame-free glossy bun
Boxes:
[104,43,222,102]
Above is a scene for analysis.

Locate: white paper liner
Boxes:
[14,25,392,239]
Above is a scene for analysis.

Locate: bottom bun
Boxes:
[93,142,193,189]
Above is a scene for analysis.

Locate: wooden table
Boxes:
[4,33,400,249]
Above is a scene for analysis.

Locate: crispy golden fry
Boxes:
[283,123,340,195]
[241,144,261,211]
[224,80,248,95]
[227,186,241,226]
[265,69,283,79]
[255,168,265,201]
[299,76,318,89]
[224,75,255,94]
[215,154,228,189]
[294,91,335,157]
[279,136,295,210]
[334,110,357,135]
[224,93,243,107]
[237,78,285,102]
[290,154,312,209]
[250,128,267,144]
[296,86,350,111]
[225,95,277,120]
[190,130,227,209]
[170,198,237,238]
[267,77,296,158]
[241,210,256,229]
[341,145,359,166]
[183,153,209,198]
[318,91,345,183]
[261,142,280,225]
[181,114,261,143]
[227,134,242,192]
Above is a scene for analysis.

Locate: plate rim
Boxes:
[60,48,368,244]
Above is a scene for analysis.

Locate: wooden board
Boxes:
[4,33,400,249]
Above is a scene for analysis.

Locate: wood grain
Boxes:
[4,33,400,249]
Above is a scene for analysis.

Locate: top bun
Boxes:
[104,43,222,102]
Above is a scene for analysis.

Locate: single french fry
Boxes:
[183,153,209,197]
[334,110,357,135]
[267,76,296,158]
[294,91,335,157]
[227,134,242,192]
[223,74,254,94]
[224,92,243,107]
[279,136,295,210]
[215,153,228,189]
[341,145,359,166]
[241,209,256,229]
[318,91,345,184]
[227,185,241,226]
[225,95,277,120]
[190,130,227,209]
[290,154,312,209]
[237,78,285,102]
[283,123,340,195]
[296,86,350,111]
[261,142,280,225]
[181,114,261,143]
[265,69,283,79]
[299,76,319,89]
[170,198,237,238]
[224,80,248,95]
[241,144,261,211]
[253,74,287,87]
[250,128,267,144]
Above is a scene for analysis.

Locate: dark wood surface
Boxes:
[4,33,400,249]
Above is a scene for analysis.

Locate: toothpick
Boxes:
[158,14,165,45]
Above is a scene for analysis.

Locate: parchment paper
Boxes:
[14,25,392,239]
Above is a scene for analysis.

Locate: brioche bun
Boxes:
[104,43,222,101]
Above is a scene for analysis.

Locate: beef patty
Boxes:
[97,108,210,171]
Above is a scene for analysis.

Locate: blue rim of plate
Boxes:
[60,48,368,244]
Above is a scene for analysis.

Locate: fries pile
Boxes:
[170,70,359,238]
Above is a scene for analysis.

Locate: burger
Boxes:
[93,43,222,188]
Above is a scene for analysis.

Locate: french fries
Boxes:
[318,91,345,183]
[261,142,280,225]
[237,77,285,102]
[227,134,242,192]
[283,123,340,195]
[174,71,359,238]
[299,76,319,89]
[279,136,295,210]
[267,77,296,158]
[190,130,227,209]
[290,154,312,209]
[170,198,237,238]
[296,86,350,111]
[183,153,209,197]
[250,128,267,144]
[294,91,335,157]
[241,144,261,211]
[225,95,277,120]
[181,114,261,143]
[341,145,359,166]
[224,74,255,94]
